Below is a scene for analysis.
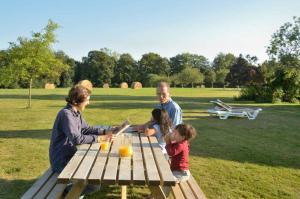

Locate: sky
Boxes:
[1,0,300,63]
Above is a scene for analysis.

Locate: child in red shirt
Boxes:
[165,124,196,183]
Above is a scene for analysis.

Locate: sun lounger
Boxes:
[207,99,262,120]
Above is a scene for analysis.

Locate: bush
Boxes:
[272,88,284,103]
[238,84,273,102]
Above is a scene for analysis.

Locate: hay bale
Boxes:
[120,82,128,88]
[103,83,110,88]
[45,83,55,89]
[77,80,93,91]
[131,82,142,89]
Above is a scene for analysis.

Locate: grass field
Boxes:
[0,88,300,199]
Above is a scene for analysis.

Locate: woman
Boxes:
[49,85,113,173]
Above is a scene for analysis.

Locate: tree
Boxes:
[5,20,66,108]
[113,53,137,85]
[174,67,204,87]
[267,16,300,68]
[148,74,171,87]
[137,53,170,86]
[55,51,76,87]
[215,68,229,88]
[80,50,116,87]
[204,70,216,88]
[225,54,263,87]
[170,53,210,74]
[212,53,235,71]
[0,50,18,88]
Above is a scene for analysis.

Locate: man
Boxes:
[156,82,182,127]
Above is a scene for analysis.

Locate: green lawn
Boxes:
[0,88,299,199]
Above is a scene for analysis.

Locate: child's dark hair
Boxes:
[152,108,172,136]
[65,85,91,105]
[175,124,197,141]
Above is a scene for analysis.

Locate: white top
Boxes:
[152,124,169,154]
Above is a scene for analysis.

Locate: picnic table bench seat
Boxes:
[169,174,207,199]
[21,168,66,199]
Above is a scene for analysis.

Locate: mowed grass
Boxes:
[0,88,300,199]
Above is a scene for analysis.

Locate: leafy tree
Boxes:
[215,68,229,88]
[226,55,263,87]
[174,67,204,87]
[113,53,137,85]
[212,53,235,71]
[204,69,216,88]
[5,20,66,107]
[137,53,170,86]
[170,53,209,74]
[80,50,116,87]
[148,74,171,87]
[272,68,300,102]
[267,16,300,68]
[0,50,18,88]
[55,51,76,87]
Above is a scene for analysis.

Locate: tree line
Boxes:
[0,17,299,105]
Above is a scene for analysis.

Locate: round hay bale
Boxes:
[103,83,110,88]
[77,80,93,91]
[131,82,142,89]
[120,82,128,88]
[45,83,55,89]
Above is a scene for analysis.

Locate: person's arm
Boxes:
[81,116,103,135]
[61,111,97,145]
[165,142,184,157]
[144,127,157,136]
[170,106,182,127]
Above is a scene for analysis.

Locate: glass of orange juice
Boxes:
[100,135,109,151]
[101,141,109,151]
[119,133,133,157]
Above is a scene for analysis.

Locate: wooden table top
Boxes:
[57,131,176,187]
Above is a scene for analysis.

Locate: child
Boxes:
[144,108,172,156]
[165,124,196,183]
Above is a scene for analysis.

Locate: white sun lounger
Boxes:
[207,99,262,120]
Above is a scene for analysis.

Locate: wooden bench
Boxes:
[169,174,207,199]
[21,168,66,199]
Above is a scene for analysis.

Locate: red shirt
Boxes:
[166,140,189,171]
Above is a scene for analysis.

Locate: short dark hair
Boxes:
[175,124,197,141]
[65,85,91,105]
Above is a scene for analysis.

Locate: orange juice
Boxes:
[100,142,109,151]
[119,145,133,157]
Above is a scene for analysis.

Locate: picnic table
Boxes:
[57,130,176,198]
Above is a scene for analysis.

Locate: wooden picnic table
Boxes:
[57,130,176,198]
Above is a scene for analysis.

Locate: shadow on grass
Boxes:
[0,129,51,140]
[0,179,149,199]
[0,178,36,199]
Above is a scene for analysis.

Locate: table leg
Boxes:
[121,186,127,199]
[65,181,86,199]
[149,186,167,199]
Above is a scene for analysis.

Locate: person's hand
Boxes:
[135,125,145,133]
[106,130,116,141]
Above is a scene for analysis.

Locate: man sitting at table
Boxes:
[136,81,182,132]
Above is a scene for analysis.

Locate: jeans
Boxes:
[172,170,191,183]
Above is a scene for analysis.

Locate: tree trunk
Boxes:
[28,78,32,108]
[211,82,214,88]
[192,82,194,88]
[181,84,183,88]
